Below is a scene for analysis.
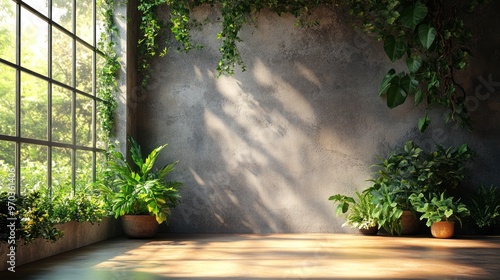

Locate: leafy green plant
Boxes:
[100,136,183,224]
[467,185,500,228]
[409,192,470,227]
[329,191,379,230]
[372,141,473,210]
[50,192,107,225]
[345,0,490,129]
[0,191,63,244]
[368,183,404,235]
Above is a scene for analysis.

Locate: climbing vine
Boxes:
[97,0,120,138]
[136,0,489,130]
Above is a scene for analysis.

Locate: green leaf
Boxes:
[414,89,423,105]
[386,75,408,108]
[400,74,419,95]
[406,55,423,73]
[400,1,428,29]
[418,24,436,49]
[418,114,431,132]
[379,69,396,96]
[384,36,407,62]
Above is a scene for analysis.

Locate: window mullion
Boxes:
[15,0,21,195]
[47,0,53,196]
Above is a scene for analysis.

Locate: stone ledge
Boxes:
[0,217,122,271]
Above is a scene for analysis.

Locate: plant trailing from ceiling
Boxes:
[136,0,489,130]
[344,0,491,131]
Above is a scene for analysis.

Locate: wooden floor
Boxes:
[1,233,500,279]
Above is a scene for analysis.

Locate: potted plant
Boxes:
[371,141,473,235]
[467,185,500,235]
[409,192,470,238]
[329,191,379,235]
[100,136,183,238]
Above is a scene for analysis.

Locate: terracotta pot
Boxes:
[359,226,379,236]
[431,221,455,239]
[401,210,420,235]
[121,215,159,238]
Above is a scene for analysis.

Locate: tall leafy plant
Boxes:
[372,141,473,208]
[467,185,500,229]
[101,137,183,224]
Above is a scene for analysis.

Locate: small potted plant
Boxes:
[467,185,500,235]
[329,191,379,235]
[100,136,183,238]
[409,192,470,238]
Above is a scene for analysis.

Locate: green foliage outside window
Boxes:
[0,0,120,240]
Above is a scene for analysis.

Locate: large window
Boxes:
[0,0,108,196]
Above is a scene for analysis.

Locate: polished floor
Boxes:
[1,233,500,279]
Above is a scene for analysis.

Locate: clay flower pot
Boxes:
[431,221,455,239]
[121,215,159,238]
[359,226,379,236]
[401,210,420,235]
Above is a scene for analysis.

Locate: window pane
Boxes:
[0,63,16,136]
[95,53,105,98]
[52,85,73,144]
[20,143,48,194]
[96,102,106,149]
[76,94,93,147]
[0,140,15,193]
[52,147,73,196]
[76,0,93,44]
[96,151,106,182]
[52,0,73,32]
[23,0,48,17]
[0,0,16,63]
[21,7,48,76]
[75,150,92,192]
[96,0,105,46]
[21,73,48,140]
[76,41,93,93]
[52,27,73,86]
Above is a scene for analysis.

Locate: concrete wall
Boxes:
[136,4,500,233]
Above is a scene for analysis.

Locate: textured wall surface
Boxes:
[136,5,500,233]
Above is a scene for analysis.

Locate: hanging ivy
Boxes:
[136,0,489,131]
[97,0,120,138]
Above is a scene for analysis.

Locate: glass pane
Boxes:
[96,101,107,149]
[75,94,93,147]
[0,0,16,63]
[75,150,92,193]
[20,143,48,194]
[95,53,105,97]
[52,147,73,196]
[95,151,106,182]
[76,0,93,44]
[52,0,73,32]
[52,27,73,86]
[0,140,15,194]
[52,85,73,143]
[21,7,48,76]
[96,0,105,46]
[23,0,48,17]
[0,63,16,136]
[21,73,48,140]
[76,41,93,93]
